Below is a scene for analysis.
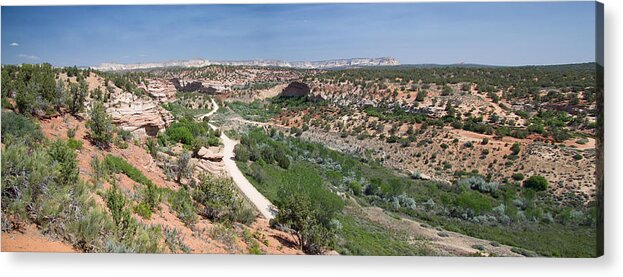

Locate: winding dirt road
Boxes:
[200,98,276,220]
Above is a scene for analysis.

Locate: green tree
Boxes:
[87,100,113,148]
[523,175,548,191]
[67,82,86,115]
[273,192,335,254]
[511,142,521,155]
[47,139,79,187]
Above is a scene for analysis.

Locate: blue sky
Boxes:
[1,2,597,66]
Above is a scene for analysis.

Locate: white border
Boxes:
[1,1,621,277]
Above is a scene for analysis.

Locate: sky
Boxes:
[1,2,597,67]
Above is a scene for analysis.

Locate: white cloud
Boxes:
[17,54,40,60]
[9,42,19,47]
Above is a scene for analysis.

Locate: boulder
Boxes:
[197,146,223,162]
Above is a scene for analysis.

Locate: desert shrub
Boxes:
[193,174,247,224]
[175,152,193,183]
[523,175,548,191]
[166,187,196,225]
[464,141,473,148]
[1,142,61,230]
[106,184,137,240]
[235,207,257,225]
[90,155,109,185]
[140,181,161,213]
[126,225,163,253]
[87,101,113,148]
[209,223,237,248]
[47,139,79,187]
[164,227,191,253]
[146,138,159,159]
[481,138,489,145]
[67,127,76,138]
[117,129,132,142]
[1,111,44,145]
[67,80,87,115]
[458,176,498,193]
[70,206,114,252]
[573,154,583,160]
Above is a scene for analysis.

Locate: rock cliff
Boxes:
[106,92,173,137]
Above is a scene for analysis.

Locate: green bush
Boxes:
[67,138,83,150]
[1,111,44,145]
[274,149,290,169]
[117,129,132,142]
[234,144,250,162]
[106,184,137,239]
[166,187,196,225]
[193,174,248,224]
[456,190,493,214]
[512,173,525,181]
[87,101,113,148]
[133,202,153,219]
[47,139,79,187]
[146,139,159,159]
[523,175,548,191]
[511,142,521,155]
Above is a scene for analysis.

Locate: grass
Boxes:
[336,212,431,256]
[235,126,597,257]
[104,154,161,216]
[2,139,164,253]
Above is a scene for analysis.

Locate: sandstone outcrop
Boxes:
[146,79,177,103]
[171,78,218,94]
[106,92,173,137]
[197,146,224,162]
[281,82,310,98]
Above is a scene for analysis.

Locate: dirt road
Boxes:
[200,98,277,220]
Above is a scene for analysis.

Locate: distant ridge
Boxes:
[93,57,400,71]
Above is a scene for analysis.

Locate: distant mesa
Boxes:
[94,57,400,71]
[281,82,310,98]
